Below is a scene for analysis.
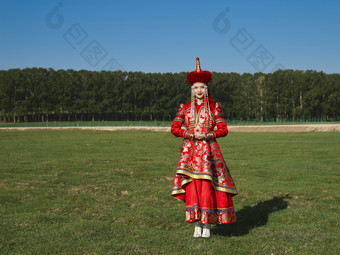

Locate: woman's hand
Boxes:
[194,133,206,140]
[205,132,215,141]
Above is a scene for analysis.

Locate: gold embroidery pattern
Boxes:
[171,102,237,196]
[185,208,237,224]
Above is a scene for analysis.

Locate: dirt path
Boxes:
[0,124,339,132]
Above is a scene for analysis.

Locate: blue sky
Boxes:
[1,0,340,74]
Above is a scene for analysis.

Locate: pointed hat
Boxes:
[187,57,211,85]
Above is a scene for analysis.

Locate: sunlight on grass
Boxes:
[0,131,339,254]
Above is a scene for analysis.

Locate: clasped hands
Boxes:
[184,129,214,141]
[194,133,206,140]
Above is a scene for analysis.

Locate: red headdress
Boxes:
[187,57,211,85]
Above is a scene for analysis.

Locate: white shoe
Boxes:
[202,224,211,238]
[193,223,202,238]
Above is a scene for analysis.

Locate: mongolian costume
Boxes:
[171,58,237,228]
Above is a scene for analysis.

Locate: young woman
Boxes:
[171,58,237,238]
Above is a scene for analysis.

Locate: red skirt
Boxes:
[173,178,236,224]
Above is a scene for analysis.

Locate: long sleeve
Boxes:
[171,104,185,137]
[212,102,228,138]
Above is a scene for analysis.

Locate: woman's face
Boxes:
[192,82,205,100]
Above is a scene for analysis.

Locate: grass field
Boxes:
[0,130,339,254]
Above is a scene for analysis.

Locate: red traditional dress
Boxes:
[171,58,237,225]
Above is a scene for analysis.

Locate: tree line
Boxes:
[0,68,339,122]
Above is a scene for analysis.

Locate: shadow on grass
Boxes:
[214,195,290,237]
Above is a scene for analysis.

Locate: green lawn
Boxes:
[0,130,339,254]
